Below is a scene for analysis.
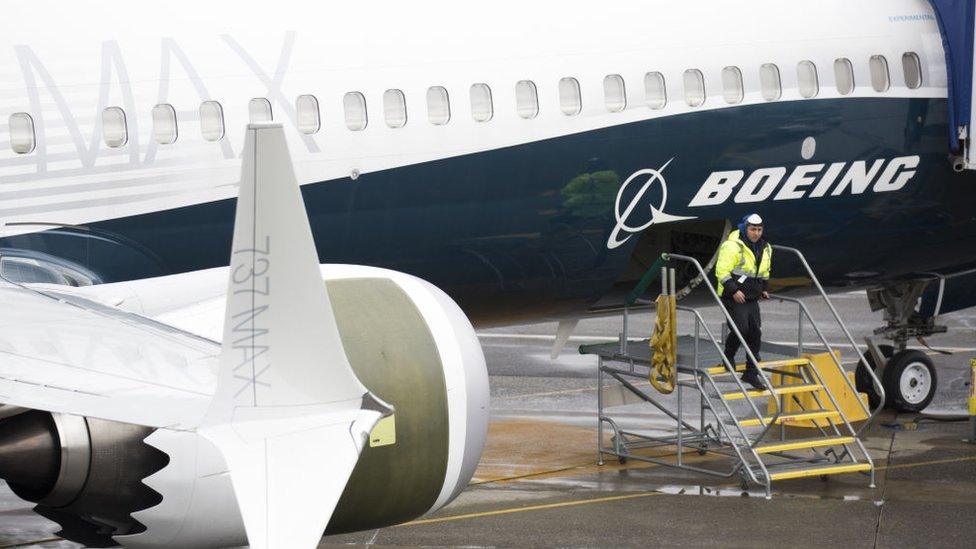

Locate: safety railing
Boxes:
[665,253,784,428]
[760,298,875,483]
[600,248,876,494]
[771,245,886,432]
[678,305,771,488]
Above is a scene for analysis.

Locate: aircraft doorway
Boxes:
[591,218,729,310]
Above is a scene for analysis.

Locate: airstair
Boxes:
[580,247,885,498]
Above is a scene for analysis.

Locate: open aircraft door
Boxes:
[929,0,976,170]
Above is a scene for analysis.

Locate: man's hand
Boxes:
[733,290,746,304]
[761,291,770,300]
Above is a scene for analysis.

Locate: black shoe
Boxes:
[740,371,765,390]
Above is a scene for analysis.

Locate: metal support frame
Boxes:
[590,247,879,498]
[597,265,775,495]
[773,245,885,432]
[866,281,948,350]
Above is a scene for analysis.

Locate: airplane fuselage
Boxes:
[0,0,973,324]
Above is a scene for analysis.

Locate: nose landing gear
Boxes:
[857,346,938,413]
[854,282,944,413]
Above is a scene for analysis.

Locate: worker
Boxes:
[715,213,772,390]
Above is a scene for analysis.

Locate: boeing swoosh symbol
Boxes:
[606,158,696,250]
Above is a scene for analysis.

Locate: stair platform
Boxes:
[583,253,879,499]
[579,335,806,373]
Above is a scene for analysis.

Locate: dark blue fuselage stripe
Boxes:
[3,97,975,324]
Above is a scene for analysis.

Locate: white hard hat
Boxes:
[745,213,763,226]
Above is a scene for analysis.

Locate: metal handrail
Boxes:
[678,307,770,490]
[771,245,886,429]
[665,253,783,424]
[793,350,874,482]
[698,370,767,487]
[769,295,879,446]
[625,255,668,307]
[677,306,767,427]
[600,247,877,493]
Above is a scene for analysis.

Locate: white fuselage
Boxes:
[0,0,945,234]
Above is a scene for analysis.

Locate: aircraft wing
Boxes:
[0,279,218,429]
[0,124,388,549]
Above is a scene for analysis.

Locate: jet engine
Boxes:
[0,267,490,548]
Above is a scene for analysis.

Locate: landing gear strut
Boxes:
[855,282,944,413]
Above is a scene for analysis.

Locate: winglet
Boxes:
[209,123,371,414]
[199,124,391,549]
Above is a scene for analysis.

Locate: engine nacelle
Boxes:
[0,267,489,548]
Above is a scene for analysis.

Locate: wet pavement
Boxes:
[317,416,976,548]
[2,293,974,548]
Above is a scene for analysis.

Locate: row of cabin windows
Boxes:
[5,52,926,155]
[617,52,922,110]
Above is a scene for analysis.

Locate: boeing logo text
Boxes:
[687,156,921,207]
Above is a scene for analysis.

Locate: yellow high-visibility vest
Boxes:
[715,229,772,297]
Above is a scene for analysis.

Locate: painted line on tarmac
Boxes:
[479,333,624,342]
[876,454,976,471]
[472,452,976,489]
[473,447,703,486]
[430,455,976,526]
[477,333,976,352]
[470,464,588,485]
[402,491,665,526]
[496,381,651,400]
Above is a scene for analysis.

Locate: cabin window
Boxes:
[343,92,367,131]
[515,80,539,119]
[797,60,819,98]
[470,83,493,122]
[683,69,705,107]
[644,72,667,109]
[9,113,35,154]
[604,74,626,112]
[102,107,128,148]
[721,66,743,104]
[151,104,178,145]
[902,52,923,89]
[834,58,855,95]
[427,86,451,125]
[296,94,321,134]
[759,63,782,101]
[559,77,582,115]
[383,89,407,128]
[249,97,273,123]
[869,55,890,92]
[200,101,225,141]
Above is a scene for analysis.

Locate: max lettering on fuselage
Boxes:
[687,156,920,207]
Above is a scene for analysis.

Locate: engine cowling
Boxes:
[0,267,489,547]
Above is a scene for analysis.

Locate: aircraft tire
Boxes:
[855,344,893,409]
[882,350,937,413]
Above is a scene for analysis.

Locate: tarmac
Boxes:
[2,291,974,548]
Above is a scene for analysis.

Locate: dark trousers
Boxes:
[722,298,762,373]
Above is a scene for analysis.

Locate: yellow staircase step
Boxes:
[755,436,855,454]
[768,462,872,481]
[739,409,841,427]
[722,383,821,401]
[706,358,810,376]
